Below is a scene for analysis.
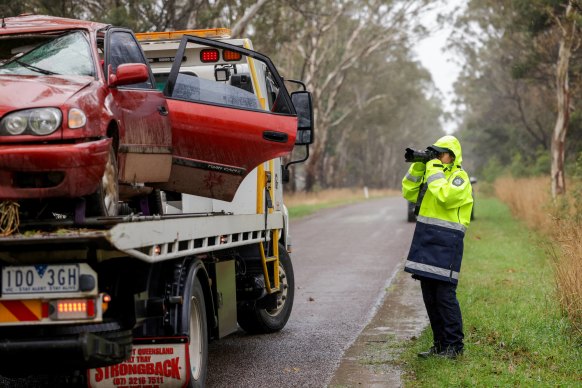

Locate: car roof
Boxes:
[0,14,108,35]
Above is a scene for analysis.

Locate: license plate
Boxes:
[2,264,80,294]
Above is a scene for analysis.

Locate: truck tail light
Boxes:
[200,49,219,63]
[53,298,95,320]
[102,293,111,313]
[223,49,241,61]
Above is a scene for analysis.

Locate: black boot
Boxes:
[437,347,463,359]
[417,346,439,358]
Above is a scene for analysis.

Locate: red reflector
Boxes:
[200,49,219,63]
[87,299,95,317]
[223,49,242,61]
[42,302,49,318]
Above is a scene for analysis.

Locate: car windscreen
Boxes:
[0,31,95,77]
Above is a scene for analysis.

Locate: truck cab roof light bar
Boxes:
[135,28,232,42]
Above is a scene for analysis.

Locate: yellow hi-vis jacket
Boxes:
[402,135,473,284]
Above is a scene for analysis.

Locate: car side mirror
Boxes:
[108,63,149,87]
[291,91,314,145]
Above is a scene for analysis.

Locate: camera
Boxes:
[404,147,439,163]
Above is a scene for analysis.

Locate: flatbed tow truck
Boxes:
[0,24,313,387]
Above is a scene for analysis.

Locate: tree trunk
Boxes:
[230,0,270,38]
[551,1,576,198]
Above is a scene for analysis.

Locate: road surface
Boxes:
[207,196,416,387]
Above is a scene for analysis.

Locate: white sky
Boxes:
[413,0,466,133]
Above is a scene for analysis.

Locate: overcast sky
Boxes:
[413,0,466,133]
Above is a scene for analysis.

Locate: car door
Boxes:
[156,35,298,201]
[105,28,172,185]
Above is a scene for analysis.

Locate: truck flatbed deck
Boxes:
[0,212,283,264]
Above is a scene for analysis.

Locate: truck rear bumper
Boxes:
[0,330,131,373]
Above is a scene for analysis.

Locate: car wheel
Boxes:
[147,189,164,215]
[87,145,119,217]
[237,245,295,334]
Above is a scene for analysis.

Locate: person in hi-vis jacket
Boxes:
[402,135,473,358]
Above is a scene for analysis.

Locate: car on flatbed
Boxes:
[0,15,305,221]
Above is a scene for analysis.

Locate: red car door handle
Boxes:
[263,130,288,143]
[157,106,169,116]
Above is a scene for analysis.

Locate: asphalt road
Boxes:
[207,196,416,387]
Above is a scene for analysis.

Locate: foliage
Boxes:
[494,175,582,338]
[402,198,582,386]
[452,0,582,186]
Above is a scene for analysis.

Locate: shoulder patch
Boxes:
[452,177,465,187]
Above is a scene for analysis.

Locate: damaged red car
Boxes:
[0,15,310,220]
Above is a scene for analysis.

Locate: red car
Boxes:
[0,15,311,219]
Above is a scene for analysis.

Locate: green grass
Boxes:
[401,198,582,387]
[287,199,360,219]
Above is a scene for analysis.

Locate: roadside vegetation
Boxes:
[494,175,582,338]
[401,194,582,386]
[285,188,398,219]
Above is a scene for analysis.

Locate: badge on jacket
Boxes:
[452,177,465,187]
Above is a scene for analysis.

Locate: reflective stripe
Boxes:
[405,260,459,280]
[427,172,445,184]
[405,172,422,183]
[417,215,467,233]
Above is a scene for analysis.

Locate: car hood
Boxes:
[0,75,94,116]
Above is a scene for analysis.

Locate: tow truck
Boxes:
[0,22,313,388]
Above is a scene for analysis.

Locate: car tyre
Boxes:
[87,145,119,217]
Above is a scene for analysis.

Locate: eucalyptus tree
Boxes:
[454,0,582,195]
[259,0,434,190]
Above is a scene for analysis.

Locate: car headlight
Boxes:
[3,114,28,135]
[0,108,62,136]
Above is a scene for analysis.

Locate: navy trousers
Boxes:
[419,277,464,351]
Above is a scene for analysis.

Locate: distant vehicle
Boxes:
[407,200,417,222]
[406,176,477,222]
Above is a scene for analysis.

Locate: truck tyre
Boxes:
[180,272,208,387]
[238,245,295,334]
[87,145,119,217]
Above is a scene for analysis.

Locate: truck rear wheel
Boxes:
[238,245,295,334]
[180,271,208,387]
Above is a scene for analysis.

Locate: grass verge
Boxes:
[285,188,398,219]
[401,197,582,386]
